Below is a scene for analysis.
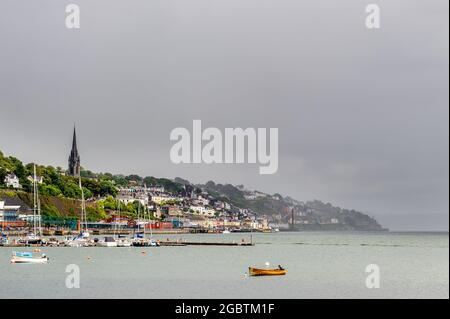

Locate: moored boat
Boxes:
[248,267,287,276]
[132,235,150,247]
[117,241,132,247]
[116,237,132,247]
[98,236,118,247]
[20,165,43,245]
[20,233,42,245]
[10,251,49,264]
[64,234,91,247]
[0,234,9,246]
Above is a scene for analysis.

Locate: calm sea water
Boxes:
[0,232,448,299]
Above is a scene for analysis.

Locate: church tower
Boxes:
[68,126,81,176]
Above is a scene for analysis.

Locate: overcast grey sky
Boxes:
[0,0,448,231]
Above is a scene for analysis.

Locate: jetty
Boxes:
[159,240,254,247]
[0,237,255,248]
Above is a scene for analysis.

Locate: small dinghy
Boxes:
[248,266,287,276]
[10,251,49,264]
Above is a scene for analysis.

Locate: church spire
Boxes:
[68,125,81,176]
[72,125,77,151]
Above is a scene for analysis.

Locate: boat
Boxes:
[10,251,49,264]
[20,165,43,245]
[149,239,160,247]
[114,200,132,247]
[97,236,118,247]
[64,234,91,247]
[222,229,231,234]
[146,206,160,247]
[248,266,287,276]
[78,177,90,238]
[116,238,132,247]
[0,234,9,246]
[21,233,42,245]
[132,233,149,247]
[132,202,159,247]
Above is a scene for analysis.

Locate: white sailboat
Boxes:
[116,236,132,247]
[115,200,132,247]
[21,165,42,245]
[145,204,159,247]
[97,236,118,247]
[132,201,150,247]
[65,177,90,247]
[79,177,89,238]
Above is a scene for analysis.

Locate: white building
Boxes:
[27,175,44,184]
[243,191,267,200]
[4,174,21,189]
[189,206,216,217]
[147,185,165,193]
[151,195,178,205]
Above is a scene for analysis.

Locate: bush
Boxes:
[39,184,63,197]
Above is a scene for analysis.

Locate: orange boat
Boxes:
[248,267,287,276]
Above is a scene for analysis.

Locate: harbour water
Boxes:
[0,232,448,299]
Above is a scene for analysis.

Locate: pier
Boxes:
[0,237,255,248]
[159,240,254,247]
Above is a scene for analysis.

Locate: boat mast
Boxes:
[147,204,153,240]
[33,164,37,236]
[115,198,120,238]
[137,201,141,235]
[37,178,42,237]
[78,176,87,233]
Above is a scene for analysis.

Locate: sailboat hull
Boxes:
[117,240,132,247]
[20,239,42,245]
[97,241,118,247]
[11,256,49,264]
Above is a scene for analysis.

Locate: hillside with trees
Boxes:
[1,150,385,230]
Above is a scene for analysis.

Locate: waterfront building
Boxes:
[0,200,24,228]
[68,126,81,176]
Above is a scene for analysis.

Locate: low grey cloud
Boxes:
[0,0,448,230]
